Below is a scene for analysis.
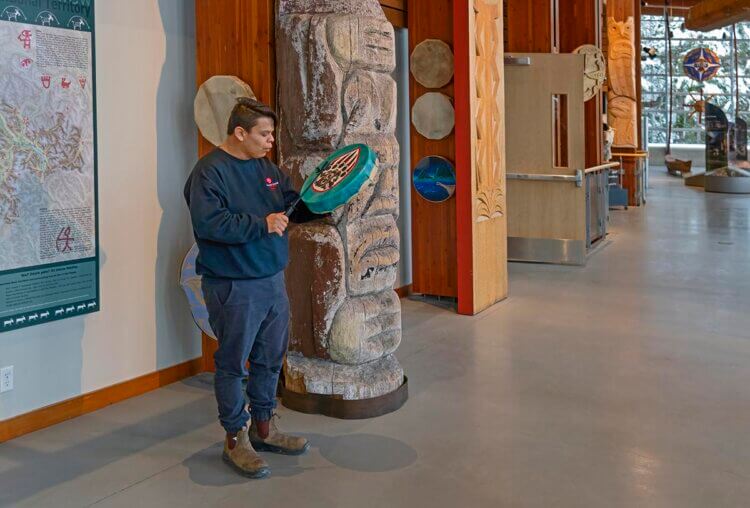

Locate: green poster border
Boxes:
[0,0,99,333]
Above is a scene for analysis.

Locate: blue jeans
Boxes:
[202,272,290,433]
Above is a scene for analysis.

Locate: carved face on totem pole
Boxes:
[277,0,402,396]
[607,17,637,148]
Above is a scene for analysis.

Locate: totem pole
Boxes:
[607,17,638,148]
[276,0,406,410]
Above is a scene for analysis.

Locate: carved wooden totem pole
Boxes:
[276,0,406,412]
[607,17,638,148]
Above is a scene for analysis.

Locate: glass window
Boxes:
[641,17,750,145]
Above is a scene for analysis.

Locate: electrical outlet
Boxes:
[0,366,13,393]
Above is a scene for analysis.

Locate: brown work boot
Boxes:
[222,428,270,478]
[249,414,310,455]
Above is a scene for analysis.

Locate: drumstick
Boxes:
[284,196,303,217]
[285,162,326,216]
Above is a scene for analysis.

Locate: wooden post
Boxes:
[455,0,509,314]
[606,0,642,205]
[559,0,604,168]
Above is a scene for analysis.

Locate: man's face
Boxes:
[236,116,275,158]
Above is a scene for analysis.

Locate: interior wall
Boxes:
[408,0,458,298]
[558,0,603,168]
[0,0,201,421]
[505,0,556,52]
[394,28,413,290]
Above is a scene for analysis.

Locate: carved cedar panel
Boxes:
[473,0,504,222]
[607,17,637,148]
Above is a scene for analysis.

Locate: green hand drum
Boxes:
[291,144,379,215]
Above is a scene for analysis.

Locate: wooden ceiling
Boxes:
[644,0,750,30]
[641,0,701,17]
[686,0,750,31]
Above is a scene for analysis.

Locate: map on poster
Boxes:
[0,0,98,332]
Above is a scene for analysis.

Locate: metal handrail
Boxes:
[611,151,648,158]
[507,170,584,187]
[508,163,619,187]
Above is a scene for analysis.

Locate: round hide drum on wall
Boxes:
[573,44,606,102]
[413,156,456,203]
[412,92,455,140]
[179,243,216,340]
[194,75,256,146]
[410,39,454,89]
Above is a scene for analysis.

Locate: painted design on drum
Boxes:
[277,0,403,400]
[311,146,361,192]
[413,156,456,203]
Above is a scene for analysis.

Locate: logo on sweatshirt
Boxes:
[265,177,279,191]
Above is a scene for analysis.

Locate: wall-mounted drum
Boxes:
[179,243,216,340]
[194,75,256,146]
[413,156,456,203]
[410,39,454,89]
[412,93,455,140]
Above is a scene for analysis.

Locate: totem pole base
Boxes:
[281,377,408,420]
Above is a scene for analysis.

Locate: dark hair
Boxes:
[227,97,277,135]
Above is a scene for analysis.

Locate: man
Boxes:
[184,98,322,478]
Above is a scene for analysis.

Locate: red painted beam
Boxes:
[453,0,474,315]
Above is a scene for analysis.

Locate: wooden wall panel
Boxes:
[408,0,458,298]
[382,6,407,27]
[559,0,603,168]
[195,0,276,159]
[505,0,556,52]
[381,0,407,28]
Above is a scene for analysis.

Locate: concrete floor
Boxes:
[2,171,750,507]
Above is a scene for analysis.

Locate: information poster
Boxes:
[0,0,98,332]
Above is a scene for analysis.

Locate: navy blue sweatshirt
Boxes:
[184,149,318,279]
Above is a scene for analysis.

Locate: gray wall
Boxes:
[0,0,200,421]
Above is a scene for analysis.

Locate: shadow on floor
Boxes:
[183,431,418,486]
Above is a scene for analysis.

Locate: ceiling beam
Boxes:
[685,0,750,31]
[641,0,698,17]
